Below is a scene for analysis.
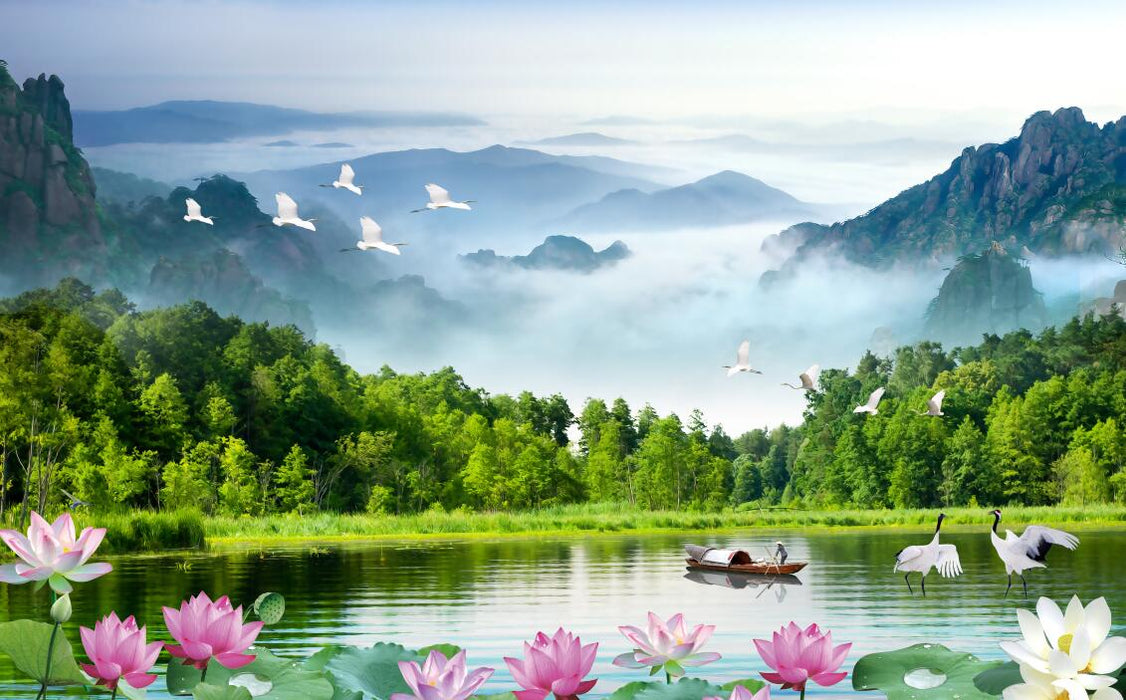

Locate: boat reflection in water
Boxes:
[683,570,803,602]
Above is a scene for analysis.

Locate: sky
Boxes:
[4,0,1126,129]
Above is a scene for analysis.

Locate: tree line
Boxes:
[2,279,1126,525]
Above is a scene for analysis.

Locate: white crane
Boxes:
[920,390,945,416]
[183,198,214,225]
[893,513,962,596]
[782,364,820,391]
[723,340,761,377]
[341,216,405,256]
[853,387,886,415]
[411,183,473,212]
[989,509,1079,597]
[320,163,362,195]
[271,193,316,231]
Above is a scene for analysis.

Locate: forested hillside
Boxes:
[2,280,1126,524]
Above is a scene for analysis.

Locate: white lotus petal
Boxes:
[1084,598,1113,649]
[1090,637,1126,675]
[1038,598,1067,644]
[1018,608,1052,657]
[1002,641,1051,672]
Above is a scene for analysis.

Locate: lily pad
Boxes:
[0,620,87,686]
[194,685,254,700]
[972,662,1023,695]
[168,648,333,699]
[853,644,1002,700]
[308,642,421,700]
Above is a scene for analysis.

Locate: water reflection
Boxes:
[0,527,1122,698]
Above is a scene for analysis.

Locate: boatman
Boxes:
[775,541,788,565]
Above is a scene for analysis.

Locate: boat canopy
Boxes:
[684,544,754,567]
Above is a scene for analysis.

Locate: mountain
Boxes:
[233,145,666,240]
[462,235,630,272]
[520,132,637,147]
[762,108,1126,274]
[72,100,485,147]
[556,170,818,232]
[923,243,1047,345]
[0,67,106,288]
[91,167,171,204]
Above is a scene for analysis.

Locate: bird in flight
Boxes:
[853,387,886,415]
[723,340,761,377]
[782,364,820,391]
[988,509,1079,597]
[321,163,363,196]
[183,198,215,225]
[920,390,945,416]
[411,183,473,212]
[271,193,316,231]
[341,216,406,256]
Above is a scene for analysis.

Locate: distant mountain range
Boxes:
[232,145,669,240]
[72,100,485,147]
[556,170,819,232]
[462,235,630,272]
[519,132,637,147]
[762,107,1126,279]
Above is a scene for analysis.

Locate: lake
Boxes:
[2,526,1123,698]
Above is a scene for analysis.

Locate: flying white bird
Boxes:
[782,364,820,391]
[723,340,762,377]
[411,183,473,212]
[341,217,406,256]
[320,163,362,195]
[920,390,945,416]
[989,509,1079,598]
[853,387,886,414]
[183,198,214,225]
[893,513,962,596]
[271,193,316,231]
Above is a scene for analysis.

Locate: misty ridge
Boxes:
[3,67,1126,433]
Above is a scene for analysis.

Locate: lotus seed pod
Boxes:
[253,592,285,625]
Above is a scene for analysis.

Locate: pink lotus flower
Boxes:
[392,649,493,700]
[705,685,771,700]
[753,622,851,693]
[0,512,112,594]
[505,628,598,700]
[80,612,163,691]
[613,612,721,676]
[163,591,263,670]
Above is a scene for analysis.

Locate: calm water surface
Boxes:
[2,527,1124,698]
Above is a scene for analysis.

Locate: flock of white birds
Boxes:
[182,162,474,256]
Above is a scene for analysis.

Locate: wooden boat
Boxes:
[685,557,808,575]
[684,544,808,575]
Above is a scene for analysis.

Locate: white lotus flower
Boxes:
[1000,596,1126,696]
[1002,663,1122,700]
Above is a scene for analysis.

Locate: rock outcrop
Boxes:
[763,107,1126,277]
[0,64,103,284]
[923,243,1047,345]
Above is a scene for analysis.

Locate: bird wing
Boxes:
[339,163,355,184]
[185,198,202,217]
[894,545,923,570]
[802,364,820,388]
[1019,525,1079,561]
[928,390,946,413]
[360,216,383,244]
[426,183,451,204]
[935,544,963,577]
[867,387,886,409]
[275,192,299,219]
[736,340,750,366]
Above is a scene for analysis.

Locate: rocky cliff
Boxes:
[763,108,1126,276]
[923,243,1047,345]
[462,235,631,272]
[0,63,104,284]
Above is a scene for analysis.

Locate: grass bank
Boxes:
[202,502,1126,545]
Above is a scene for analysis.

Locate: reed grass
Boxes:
[202,503,1126,544]
[77,509,207,553]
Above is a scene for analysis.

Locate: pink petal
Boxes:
[576,678,598,695]
[0,530,38,565]
[215,651,256,669]
[0,564,30,584]
[810,671,848,687]
[680,652,722,667]
[399,660,424,694]
[613,652,647,669]
[505,657,533,690]
[514,690,549,700]
[754,639,778,670]
[760,672,786,685]
[123,672,157,689]
[65,562,112,582]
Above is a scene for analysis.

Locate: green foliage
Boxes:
[82,509,206,553]
[0,620,87,686]
[852,644,1002,699]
